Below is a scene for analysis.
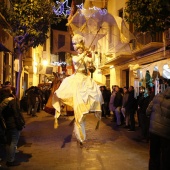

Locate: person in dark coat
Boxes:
[125,86,137,131]
[136,86,145,127]
[0,87,25,167]
[138,88,151,142]
[121,87,129,128]
[109,85,117,121]
[113,86,123,126]
[101,86,111,117]
[146,79,170,170]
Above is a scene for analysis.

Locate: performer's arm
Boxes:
[72,52,87,63]
[86,45,95,62]
[86,51,95,62]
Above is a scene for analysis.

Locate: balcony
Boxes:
[131,32,164,56]
[0,13,13,52]
[0,0,14,52]
[98,52,134,69]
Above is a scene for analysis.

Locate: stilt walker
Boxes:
[52,34,103,146]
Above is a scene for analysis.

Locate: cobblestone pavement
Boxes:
[0,110,149,170]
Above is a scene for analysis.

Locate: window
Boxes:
[118,8,123,18]
[105,74,110,88]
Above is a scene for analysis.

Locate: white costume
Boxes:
[52,34,102,143]
[163,64,170,79]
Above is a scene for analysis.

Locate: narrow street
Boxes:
[1,110,149,170]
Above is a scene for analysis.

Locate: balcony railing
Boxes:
[131,32,164,53]
[98,54,112,68]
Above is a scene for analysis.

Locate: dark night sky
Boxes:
[51,19,68,31]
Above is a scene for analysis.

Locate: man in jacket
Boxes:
[126,86,137,131]
[101,86,111,117]
[146,79,170,170]
[113,86,123,126]
[0,87,25,167]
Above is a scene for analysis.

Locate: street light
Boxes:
[42,59,48,66]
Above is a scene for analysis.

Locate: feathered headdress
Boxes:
[72,34,86,50]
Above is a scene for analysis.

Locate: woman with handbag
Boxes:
[0,87,25,167]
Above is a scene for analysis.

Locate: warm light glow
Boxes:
[42,60,48,66]
[34,61,38,66]
[33,61,38,74]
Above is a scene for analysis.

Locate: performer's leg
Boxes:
[74,115,86,143]
[94,111,101,130]
[94,111,101,120]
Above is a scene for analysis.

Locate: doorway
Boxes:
[122,69,129,88]
[105,74,110,89]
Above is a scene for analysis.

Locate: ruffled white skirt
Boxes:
[52,73,102,142]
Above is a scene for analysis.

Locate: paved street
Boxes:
[0,110,149,170]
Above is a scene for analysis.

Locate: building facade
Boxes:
[97,0,170,95]
[1,0,169,99]
[0,0,14,86]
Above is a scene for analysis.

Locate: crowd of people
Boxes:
[100,84,156,136]
[101,85,144,133]
[100,80,170,170]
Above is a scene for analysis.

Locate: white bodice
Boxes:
[72,52,94,72]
